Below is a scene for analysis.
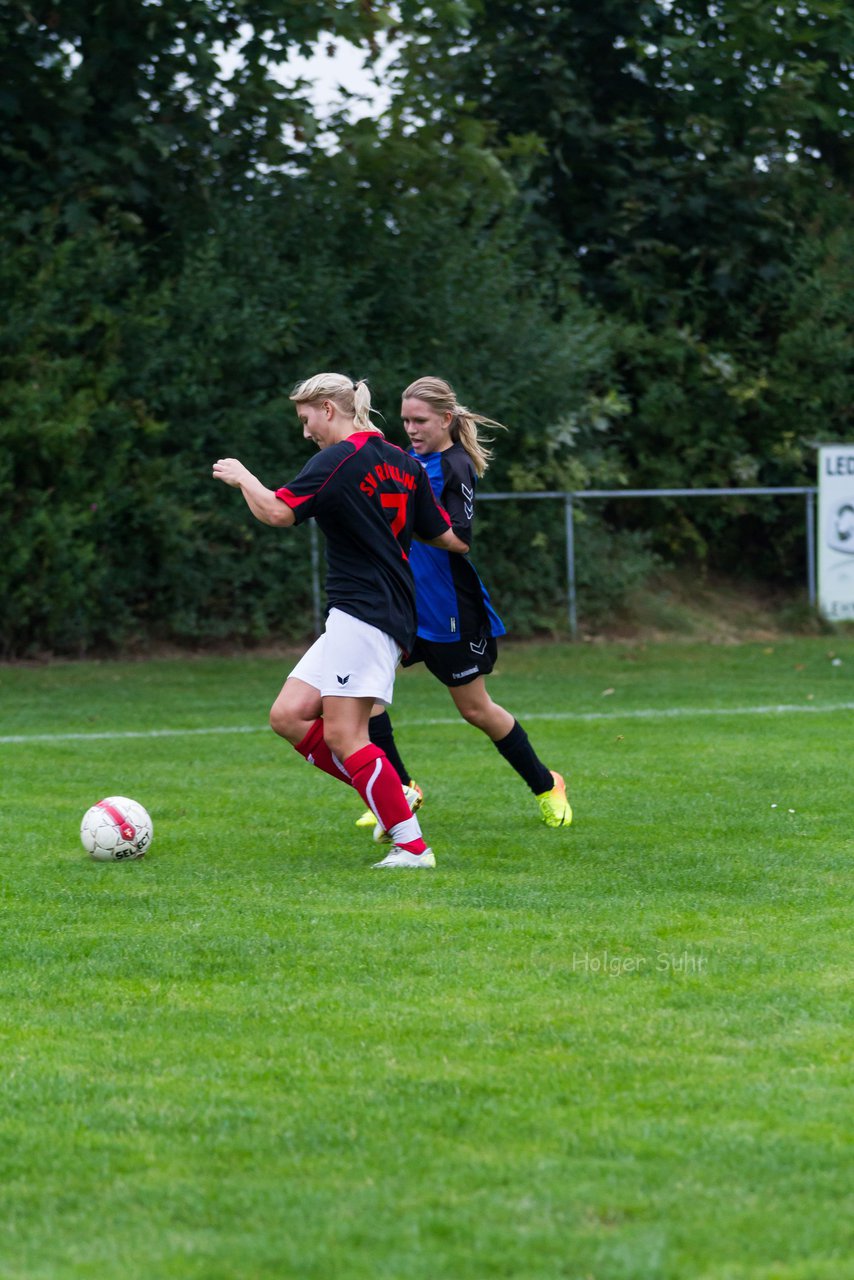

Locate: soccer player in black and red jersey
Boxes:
[212,373,468,869]
[355,376,572,840]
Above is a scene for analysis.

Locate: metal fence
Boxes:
[480,486,818,635]
[309,486,818,637]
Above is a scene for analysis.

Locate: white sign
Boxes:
[818,445,854,621]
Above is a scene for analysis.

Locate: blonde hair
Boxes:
[290,373,376,432]
[402,376,505,477]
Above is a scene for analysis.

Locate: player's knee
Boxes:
[270,701,298,741]
[322,722,364,762]
[459,701,490,731]
[321,725,345,760]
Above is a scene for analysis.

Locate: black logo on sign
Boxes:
[827,500,854,556]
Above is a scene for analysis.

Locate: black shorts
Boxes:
[402,634,498,686]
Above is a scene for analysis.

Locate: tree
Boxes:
[381,1,853,316]
[370,1,853,581]
[0,0,396,240]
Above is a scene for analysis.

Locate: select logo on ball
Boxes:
[80,796,153,862]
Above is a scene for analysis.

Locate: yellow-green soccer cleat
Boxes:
[536,771,572,828]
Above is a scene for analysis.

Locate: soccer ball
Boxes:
[81,796,153,862]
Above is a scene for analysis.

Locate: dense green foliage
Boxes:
[2,1,852,654]
[388,0,854,566]
[1,640,852,1276]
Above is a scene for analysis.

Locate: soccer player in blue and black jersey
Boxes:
[359,376,572,839]
[213,373,468,868]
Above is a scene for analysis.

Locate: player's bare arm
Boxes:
[420,527,469,554]
[212,458,296,527]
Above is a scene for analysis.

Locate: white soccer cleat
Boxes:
[373,782,424,844]
[372,846,436,869]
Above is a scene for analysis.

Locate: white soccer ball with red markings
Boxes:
[81,796,153,862]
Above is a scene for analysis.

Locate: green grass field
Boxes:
[1,638,852,1280]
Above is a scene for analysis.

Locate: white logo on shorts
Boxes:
[453,666,479,679]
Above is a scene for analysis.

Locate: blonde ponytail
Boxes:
[352,380,374,431]
[402,376,506,478]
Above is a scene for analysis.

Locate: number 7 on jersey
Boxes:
[380,492,408,540]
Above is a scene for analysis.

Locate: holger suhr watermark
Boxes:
[571,949,709,976]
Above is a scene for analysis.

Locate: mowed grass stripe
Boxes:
[2,698,854,745]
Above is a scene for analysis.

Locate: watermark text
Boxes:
[571,949,709,976]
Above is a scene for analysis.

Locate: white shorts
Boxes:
[288,608,402,705]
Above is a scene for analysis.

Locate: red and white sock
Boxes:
[294,719,352,786]
[344,745,430,855]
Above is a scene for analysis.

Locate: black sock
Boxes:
[368,710,411,786]
[494,720,553,794]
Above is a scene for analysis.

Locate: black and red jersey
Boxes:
[275,431,451,651]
